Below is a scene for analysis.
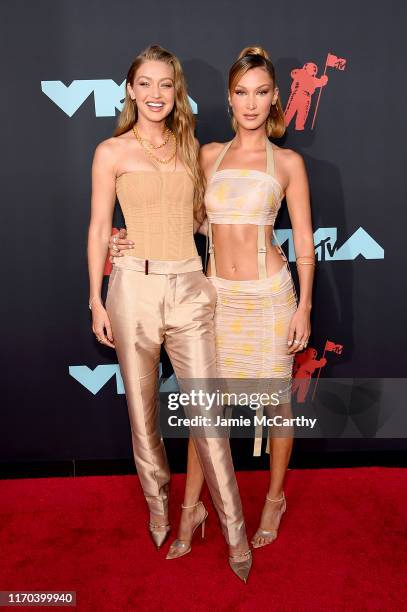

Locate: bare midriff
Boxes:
[207,224,285,280]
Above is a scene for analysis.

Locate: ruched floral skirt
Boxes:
[208,264,298,454]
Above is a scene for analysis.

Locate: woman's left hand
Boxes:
[287,307,311,354]
[108,228,133,262]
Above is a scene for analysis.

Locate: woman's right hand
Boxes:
[91,301,115,348]
[108,228,134,261]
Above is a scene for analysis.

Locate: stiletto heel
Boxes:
[251,491,286,549]
[228,549,252,583]
[166,501,208,560]
[148,520,171,549]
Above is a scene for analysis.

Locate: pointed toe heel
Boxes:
[251,492,286,549]
[148,521,171,549]
[228,550,252,583]
[166,539,192,559]
[166,501,208,560]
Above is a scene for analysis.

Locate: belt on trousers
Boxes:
[112,255,203,275]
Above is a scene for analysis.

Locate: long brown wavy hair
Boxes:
[228,46,286,138]
[115,45,205,223]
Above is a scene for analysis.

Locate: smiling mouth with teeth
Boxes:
[147,102,164,107]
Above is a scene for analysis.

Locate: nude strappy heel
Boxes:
[165,501,208,560]
[148,519,171,549]
[251,492,286,549]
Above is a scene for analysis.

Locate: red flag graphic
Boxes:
[326,53,347,70]
[325,340,343,354]
[311,52,347,129]
[312,338,344,400]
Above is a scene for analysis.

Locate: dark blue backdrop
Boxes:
[1,0,406,471]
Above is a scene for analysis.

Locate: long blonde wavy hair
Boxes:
[115,45,205,223]
[229,46,286,138]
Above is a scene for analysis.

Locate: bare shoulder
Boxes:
[200,141,225,157]
[91,139,121,182]
[200,141,226,169]
[273,145,306,174]
[94,137,120,159]
[93,137,125,171]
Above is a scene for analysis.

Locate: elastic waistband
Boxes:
[112,255,203,274]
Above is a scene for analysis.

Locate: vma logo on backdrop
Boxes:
[69,365,124,394]
[69,364,166,395]
[41,79,198,117]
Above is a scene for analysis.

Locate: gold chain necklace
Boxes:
[133,124,177,164]
[136,126,171,150]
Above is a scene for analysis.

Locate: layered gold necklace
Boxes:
[133,124,177,165]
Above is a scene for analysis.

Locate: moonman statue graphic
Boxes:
[292,348,327,403]
[284,63,328,130]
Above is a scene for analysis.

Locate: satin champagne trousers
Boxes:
[105,255,246,547]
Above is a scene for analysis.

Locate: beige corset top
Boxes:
[115,170,198,260]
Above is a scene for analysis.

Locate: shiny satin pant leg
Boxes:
[106,265,170,517]
[106,257,246,546]
[164,271,246,546]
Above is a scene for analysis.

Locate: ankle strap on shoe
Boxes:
[148,521,170,529]
[229,549,252,561]
[181,500,202,509]
[266,492,285,503]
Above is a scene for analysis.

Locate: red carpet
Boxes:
[0,468,406,611]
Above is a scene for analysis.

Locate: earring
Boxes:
[227,104,233,117]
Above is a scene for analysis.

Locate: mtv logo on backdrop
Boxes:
[41,79,198,117]
[275,227,383,261]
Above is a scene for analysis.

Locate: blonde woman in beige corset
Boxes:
[88,45,251,582]
[110,46,315,554]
